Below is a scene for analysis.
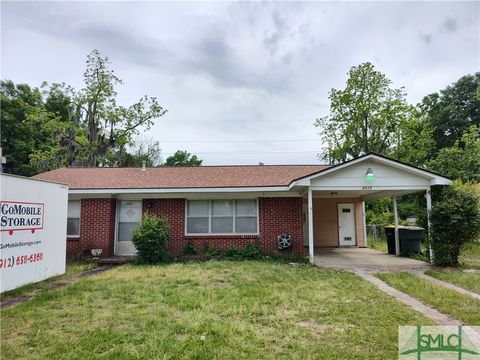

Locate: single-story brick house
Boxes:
[33,153,451,262]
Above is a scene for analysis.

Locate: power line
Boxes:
[159,138,319,144]
[161,150,320,155]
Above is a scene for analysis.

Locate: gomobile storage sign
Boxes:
[0,173,68,292]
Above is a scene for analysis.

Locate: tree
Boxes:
[0,81,55,176]
[315,62,412,163]
[29,49,167,170]
[428,126,480,182]
[430,182,480,266]
[164,150,202,167]
[108,137,162,167]
[392,110,435,167]
[420,73,480,153]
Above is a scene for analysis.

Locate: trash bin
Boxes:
[384,225,425,255]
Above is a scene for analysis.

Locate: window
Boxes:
[67,201,81,237]
[186,199,258,235]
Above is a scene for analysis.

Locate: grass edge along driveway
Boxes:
[425,269,480,294]
[376,272,480,325]
[1,261,434,360]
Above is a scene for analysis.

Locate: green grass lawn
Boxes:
[460,242,480,269]
[1,261,97,300]
[1,261,434,360]
[376,272,480,325]
[422,242,480,295]
[367,235,387,253]
[425,269,480,294]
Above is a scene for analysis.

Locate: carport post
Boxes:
[362,201,368,247]
[393,195,400,256]
[426,187,433,263]
[308,188,314,263]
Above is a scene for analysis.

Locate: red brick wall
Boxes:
[68,197,304,258]
[259,197,304,256]
[144,197,304,256]
[143,199,185,256]
[66,198,116,259]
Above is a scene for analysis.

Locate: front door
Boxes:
[116,200,142,256]
[338,203,356,246]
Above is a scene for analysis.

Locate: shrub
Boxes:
[224,246,244,260]
[202,245,221,259]
[430,182,480,266]
[241,242,262,259]
[183,241,196,255]
[132,214,170,264]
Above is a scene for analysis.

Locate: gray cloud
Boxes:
[420,33,432,44]
[442,17,457,32]
[1,1,478,165]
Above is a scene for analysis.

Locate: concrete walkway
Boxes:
[352,269,459,325]
[314,247,431,272]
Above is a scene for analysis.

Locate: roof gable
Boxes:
[291,153,452,188]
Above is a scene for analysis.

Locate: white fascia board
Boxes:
[289,154,452,188]
[68,186,291,195]
[430,177,452,186]
[309,185,429,191]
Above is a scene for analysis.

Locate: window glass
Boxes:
[67,201,81,236]
[187,200,209,216]
[212,200,233,216]
[68,201,81,218]
[211,217,233,233]
[186,217,209,233]
[67,218,80,236]
[236,200,257,216]
[118,222,139,242]
[186,200,258,234]
[235,217,257,233]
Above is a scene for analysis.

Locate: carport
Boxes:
[289,154,452,263]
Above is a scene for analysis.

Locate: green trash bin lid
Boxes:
[384,225,424,231]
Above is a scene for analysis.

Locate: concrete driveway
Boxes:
[314,247,430,272]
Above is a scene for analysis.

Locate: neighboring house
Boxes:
[33,153,452,261]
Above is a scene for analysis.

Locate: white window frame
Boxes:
[67,200,81,238]
[185,199,259,236]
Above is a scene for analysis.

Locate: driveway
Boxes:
[314,247,431,272]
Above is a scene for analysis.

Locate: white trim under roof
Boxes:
[289,153,452,188]
[69,186,291,195]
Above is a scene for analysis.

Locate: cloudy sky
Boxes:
[2,1,479,165]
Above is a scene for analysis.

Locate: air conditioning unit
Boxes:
[277,234,292,250]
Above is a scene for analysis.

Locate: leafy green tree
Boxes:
[164,150,202,167]
[28,82,88,172]
[27,50,167,171]
[393,110,435,167]
[430,182,480,266]
[428,126,480,182]
[315,62,412,163]
[108,137,162,167]
[420,73,480,152]
[0,81,55,175]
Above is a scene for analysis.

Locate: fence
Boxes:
[366,224,387,245]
